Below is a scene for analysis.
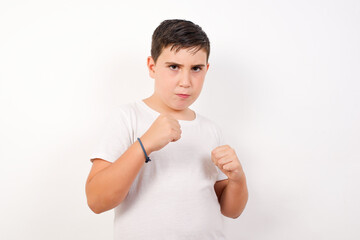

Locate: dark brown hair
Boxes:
[151,19,210,63]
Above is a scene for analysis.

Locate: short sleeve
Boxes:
[89,107,133,163]
[214,123,229,181]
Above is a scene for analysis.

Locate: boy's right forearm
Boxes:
[87,139,152,213]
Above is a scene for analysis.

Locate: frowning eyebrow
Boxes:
[164,62,206,67]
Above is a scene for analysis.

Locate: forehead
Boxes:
[158,46,207,64]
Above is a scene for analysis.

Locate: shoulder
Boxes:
[105,101,141,125]
[195,113,223,136]
[195,113,225,146]
[112,101,137,114]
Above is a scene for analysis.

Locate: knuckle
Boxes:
[212,148,219,154]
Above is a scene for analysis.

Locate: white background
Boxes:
[1,0,359,239]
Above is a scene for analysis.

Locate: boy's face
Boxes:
[147,46,209,112]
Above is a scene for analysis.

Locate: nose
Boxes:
[179,71,191,88]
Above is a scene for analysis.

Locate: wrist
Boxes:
[228,170,246,185]
[138,135,154,155]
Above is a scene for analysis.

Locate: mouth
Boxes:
[176,94,190,99]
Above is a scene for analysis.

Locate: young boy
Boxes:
[86,19,248,239]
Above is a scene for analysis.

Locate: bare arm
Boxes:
[218,175,248,218]
[85,141,147,214]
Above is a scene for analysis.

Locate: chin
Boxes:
[174,100,195,110]
[166,100,186,110]
[170,104,187,111]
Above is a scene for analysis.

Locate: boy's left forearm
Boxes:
[220,172,248,219]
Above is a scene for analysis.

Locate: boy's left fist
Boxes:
[211,145,244,182]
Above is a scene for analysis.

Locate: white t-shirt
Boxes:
[90,100,228,240]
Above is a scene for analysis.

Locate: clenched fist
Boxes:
[211,145,244,182]
[140,114,182,154]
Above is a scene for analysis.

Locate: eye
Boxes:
[192,66,202,72]
[169,65,179,70]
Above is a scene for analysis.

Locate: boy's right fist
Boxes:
[140,114,181,153]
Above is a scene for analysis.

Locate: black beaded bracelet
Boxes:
[137,138,151,163]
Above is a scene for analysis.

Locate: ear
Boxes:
[206,62,210,72]
[147,56,156,79]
